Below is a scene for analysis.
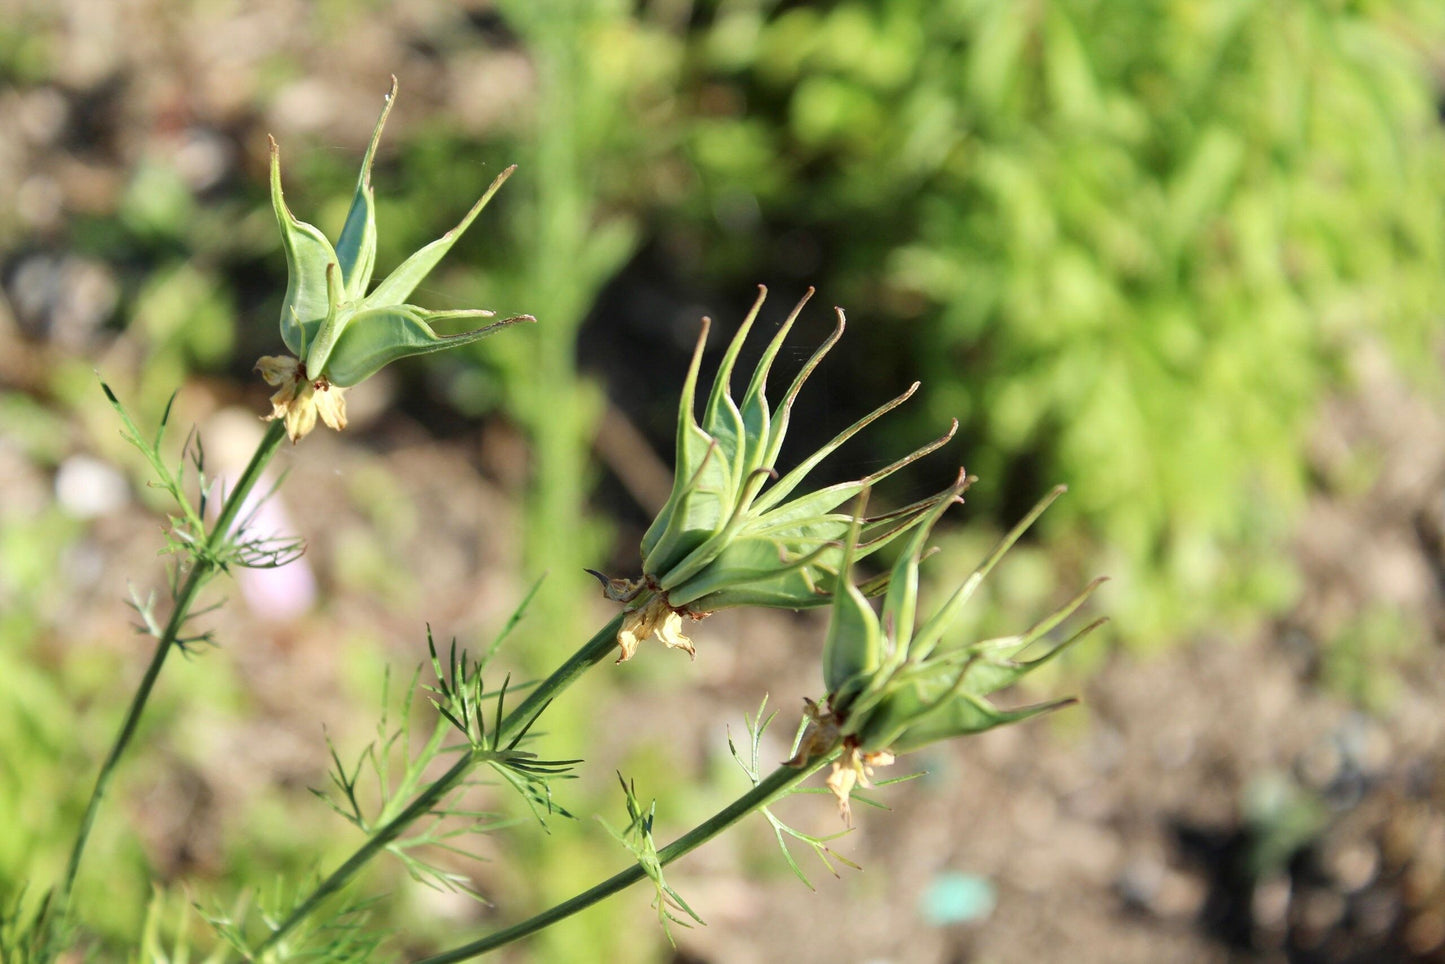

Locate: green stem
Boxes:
[416,753,838,963]
[255,749,475,957]
[49,418,288,928]
[255,612,626,955]
[493,611,623,747]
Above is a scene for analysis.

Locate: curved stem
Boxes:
[256,612,626,955]
[493,611,623,747]
[48,418,288,930]
[415,753,838,964]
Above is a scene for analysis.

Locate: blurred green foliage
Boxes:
[1321,602,1424,712]
[667,0,1445,643]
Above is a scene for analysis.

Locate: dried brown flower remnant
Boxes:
[256,355,347,444]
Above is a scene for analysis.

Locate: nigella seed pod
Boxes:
[259,78,532,443]
[789,479,1106,822]
[819,501,881,709]
[594,286,961,661]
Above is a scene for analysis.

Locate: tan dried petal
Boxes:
[613,595,704,662]
[616,610,648,663]
[313,382,347,432]
[656,610,695,659]
[266,379,300,422]
[257,357,350,444]
[283,384,319,443]
[255,355,300,386]
[827,761,860,826]
[862,749,894,771]
[826,744,896,825]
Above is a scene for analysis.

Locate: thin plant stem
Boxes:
[491,611,624,747]
[47,417,288,930]
[255,611,626,955]
[416,752,839,963]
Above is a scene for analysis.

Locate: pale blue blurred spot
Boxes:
[921,871,995,925]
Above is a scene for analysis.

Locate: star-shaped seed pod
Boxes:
[590,286,960,662]
[792,478,1106,822]
[258,78,531,442]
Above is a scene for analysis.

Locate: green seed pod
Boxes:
[854,680,940,753]
[827,491,1105,759]
[258,80,531,444]
[600,287,962,660]
[822,581,882,709]
[270,136,337,360]
[332,78,393,302]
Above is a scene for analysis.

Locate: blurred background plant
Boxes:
[662,0,1445,645]
[3,0,1445,961]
